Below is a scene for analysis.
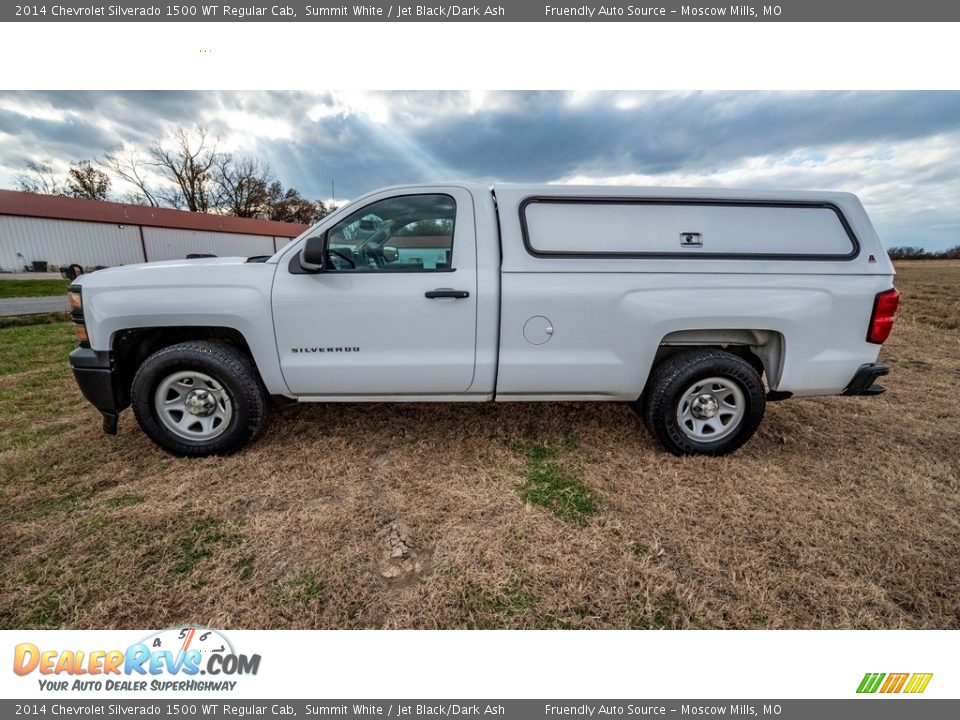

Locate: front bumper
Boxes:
[842,362,890,397]
[69,347,123,434]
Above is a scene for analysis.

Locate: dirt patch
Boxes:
[378,520,431,581]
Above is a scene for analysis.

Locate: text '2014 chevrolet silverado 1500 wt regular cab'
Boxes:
[67,184,899,457]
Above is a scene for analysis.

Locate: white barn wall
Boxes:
[142,227,276,261]
[0,215,143,271]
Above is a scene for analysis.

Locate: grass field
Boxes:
[0,261,958,630]
[0,278,71,299]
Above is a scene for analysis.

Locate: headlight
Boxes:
[67,286,88,347]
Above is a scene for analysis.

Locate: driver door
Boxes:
[271,187,478,396]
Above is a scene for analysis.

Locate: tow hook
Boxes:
[101,411,119,435]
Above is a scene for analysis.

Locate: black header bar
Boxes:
[5,0,960,22]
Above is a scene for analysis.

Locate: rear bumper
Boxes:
[842,362,890,397]
[69,347,123,434]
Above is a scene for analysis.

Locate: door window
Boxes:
[326,193,456,271]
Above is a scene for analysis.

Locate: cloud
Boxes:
[0,91,958,249]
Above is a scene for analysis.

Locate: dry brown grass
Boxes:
[1,261,958,630]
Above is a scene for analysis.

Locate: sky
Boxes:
[0,90,958,250]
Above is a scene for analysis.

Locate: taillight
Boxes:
[867,288,899,344]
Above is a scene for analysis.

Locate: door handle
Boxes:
[425,288,470,299]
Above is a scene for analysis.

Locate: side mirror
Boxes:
[299,236,326,272]
[382,246,399,263]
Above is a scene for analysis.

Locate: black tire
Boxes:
[131,341,268,457]
[638,349,765,456]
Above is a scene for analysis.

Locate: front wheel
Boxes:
[131,341,268,457]
[639,349,765,456]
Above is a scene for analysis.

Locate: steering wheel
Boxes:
[353,218,403,259]
[328,249,355,270]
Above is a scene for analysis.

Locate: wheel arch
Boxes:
[110,326,260,408]
[652,329,785,391]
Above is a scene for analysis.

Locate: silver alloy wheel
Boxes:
[676,376,745,442]
[154,370,233,441]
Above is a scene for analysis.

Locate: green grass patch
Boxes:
[465,581,538,628]
[627,592,683,630]
[77,515,107,538]
[0,312,71,329]
[0,321,75,377]
[269,570,325,607]
[0,441,103,486]
[104,494,146,508]
[480,584,537,617]
[22,590,69,627]
[170,519,242,575]
[0,278,71,299]
[235,556,255,581]
[514,440,600,524]
[0,322,80,455]
[10,488,93,521]
[0,425,70,452]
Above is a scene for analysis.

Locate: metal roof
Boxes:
[0,189,309,238]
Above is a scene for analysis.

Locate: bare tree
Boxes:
[264,181,332,224]
[15,159,63,195]
[213,155,273,218]
[886,246,928,260]
[100,143,160,206]
[13,124,331,224]
[313,199,333,223]
[64,161,111,201]
[149,124,220,212]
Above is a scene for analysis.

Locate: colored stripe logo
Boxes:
[857,672,933,694]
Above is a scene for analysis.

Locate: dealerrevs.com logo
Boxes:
[13,627,260,693]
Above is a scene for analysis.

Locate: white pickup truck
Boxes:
[68,184,899,457]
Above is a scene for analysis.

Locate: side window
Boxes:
[325,194,456,272]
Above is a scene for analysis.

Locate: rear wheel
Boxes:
[639,349,765,456]
[131,341,268,456]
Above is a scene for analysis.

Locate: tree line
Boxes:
[13,124,332,225]
[887,245,960,260]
